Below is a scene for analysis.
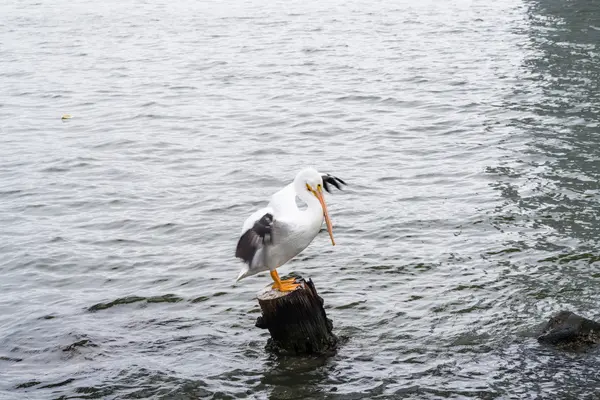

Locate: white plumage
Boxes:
[235,168,345,291]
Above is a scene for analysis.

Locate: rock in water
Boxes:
[538,310,600,349]
[255,276,337,355]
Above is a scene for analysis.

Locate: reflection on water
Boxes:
[496,0,600,235]
[490,0,600,286]
[485,1,600,395]
[261,356,332,399]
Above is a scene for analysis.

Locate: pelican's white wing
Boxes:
[240,183,296,235]
[235,182,306,282]
[235,209,294,281]
[240,207,272,234]
[267,183,297,215]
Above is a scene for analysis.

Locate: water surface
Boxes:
[1,0,599,398]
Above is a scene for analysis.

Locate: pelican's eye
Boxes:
[306,183,312,192]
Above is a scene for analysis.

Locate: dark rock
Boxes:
[538,310,600,349]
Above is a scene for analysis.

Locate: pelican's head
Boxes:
[294,168,336,246]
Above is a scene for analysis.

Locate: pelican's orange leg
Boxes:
[270,270,300,292]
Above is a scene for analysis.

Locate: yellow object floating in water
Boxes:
[61,114,72,120]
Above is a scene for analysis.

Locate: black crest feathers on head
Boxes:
[322,174,346,193]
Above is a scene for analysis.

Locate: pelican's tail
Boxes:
[236,267,250,283]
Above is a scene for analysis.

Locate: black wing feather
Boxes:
[235,213,274,265]
[322,173,347,193]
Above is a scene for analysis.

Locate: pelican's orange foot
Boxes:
[270,270,300,292]
[272,281,300,292]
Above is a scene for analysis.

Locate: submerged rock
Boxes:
[538,310,600,349]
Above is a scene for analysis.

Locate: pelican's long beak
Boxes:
[314,186,335,246]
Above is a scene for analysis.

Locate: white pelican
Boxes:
[235,168,346,291]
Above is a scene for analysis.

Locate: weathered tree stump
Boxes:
[255,276,337,355]
[538,310,600,350]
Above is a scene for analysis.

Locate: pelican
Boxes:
[235,168,346,291]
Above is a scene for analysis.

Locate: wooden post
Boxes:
[255,276,337,355]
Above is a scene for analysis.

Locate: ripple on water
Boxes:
[87,294,184,312]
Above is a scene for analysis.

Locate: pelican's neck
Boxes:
[294,181,323,218]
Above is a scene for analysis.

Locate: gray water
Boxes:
[1,0,599,398]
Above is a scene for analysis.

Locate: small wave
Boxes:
[538,252,600,264]
[248,148,291,156]
[301,47,327,53]
[291,120,326,128]
[335,95,383,103]
[92,139,137,150]
[170,85,197,90]
[15,380,40,389]
[62,339,97,352]
[334,300,367,310]
[0,189,22,196]
[77,219,137,230]
[39,378,76,389]
[132,113,180,120]
[149,222,180,231]
[88,294,183,312]
[451,284,485,291]
[0,356,23,363]
[191,296,209,303]
[91,238,147,246]
[40,166,69,173]
[485,248,522,255]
